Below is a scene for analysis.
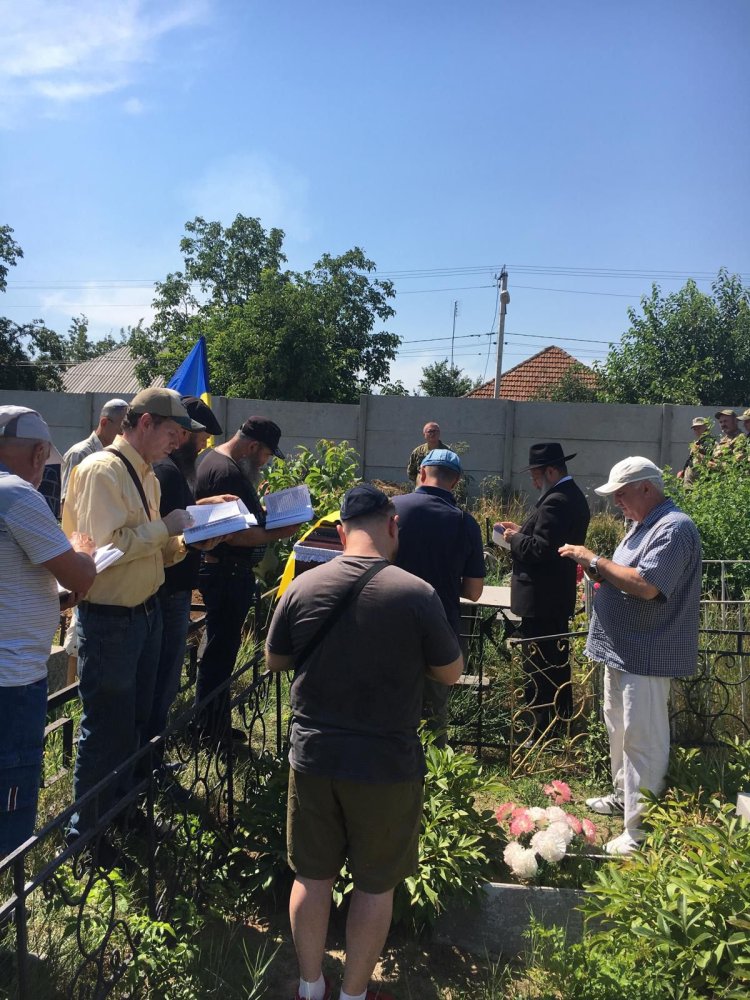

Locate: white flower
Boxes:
[545,805,568,823]
[526,807,547,823]
[503,841,524,867]
[548,820,575,846]
[510,847,539,879]
[530,829,568,863]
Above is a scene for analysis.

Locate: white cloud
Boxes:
[123,96,146,115]
[182,153,312,242]
[40,284,156,337]
[0,0,208,124]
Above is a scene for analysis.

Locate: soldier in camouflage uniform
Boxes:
[709,409,748,473]
[741,408,750,436]
[680,416,715,486]
[406,421,445,482]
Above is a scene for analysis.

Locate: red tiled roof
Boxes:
[466,345,598,400]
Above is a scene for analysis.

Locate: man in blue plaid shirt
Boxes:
[559,457,701,856]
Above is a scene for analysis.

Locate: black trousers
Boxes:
[518,615,572,725]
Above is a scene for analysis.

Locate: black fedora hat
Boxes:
[520,442,576,472]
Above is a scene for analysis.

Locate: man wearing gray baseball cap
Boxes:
[61,398,129,504]
[559,456,702,856]
[0,407,96,857]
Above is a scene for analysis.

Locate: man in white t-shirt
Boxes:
[0,406,96,858]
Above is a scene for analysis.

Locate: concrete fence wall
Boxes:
[0,389,722,503]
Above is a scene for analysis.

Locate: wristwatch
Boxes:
[589,556,601,576]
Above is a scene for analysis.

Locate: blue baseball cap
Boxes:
[420,448,462,474]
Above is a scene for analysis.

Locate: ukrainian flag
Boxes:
[168,336,214,445]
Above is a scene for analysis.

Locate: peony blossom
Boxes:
[509,847,539,879]
[543,780,572,804]
[548,820,575,846]
[510,811,535,836]
[581,818,597,844]
[526,806,547,823]
[495,802,516,823]
[503,841,524,867]
[545,805,568,824]
[565,814,583,835]
[530,828,568,863]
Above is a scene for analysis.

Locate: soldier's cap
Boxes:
[741,408,750,422]
[180,396,223,436]
[420,448,462,474]
[714,409,737,419]
[0,405,63,464]
[239,416,284,459]
[340,483,391,521]
[100,398,129,418]
[691,417,709,427]
[595,456,663,496]
[129,388,203,431]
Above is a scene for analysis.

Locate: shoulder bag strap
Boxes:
[294,559,388,668]
[105,447,151,520]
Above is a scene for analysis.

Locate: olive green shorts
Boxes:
[287,769,424,894]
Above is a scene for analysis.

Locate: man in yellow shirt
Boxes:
[63,388,200,842]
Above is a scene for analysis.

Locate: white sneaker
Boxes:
[585,795,624,816]
[604,832,641,856]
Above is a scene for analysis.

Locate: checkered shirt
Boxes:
[586,498,702,677]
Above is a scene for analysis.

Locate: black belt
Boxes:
[81,595,159,617]
[202,555,256,573]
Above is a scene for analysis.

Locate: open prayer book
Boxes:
[57,542,124,596]
[263,484,314,529]
[183,500,257,544]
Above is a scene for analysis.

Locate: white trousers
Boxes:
[603,667,671,837]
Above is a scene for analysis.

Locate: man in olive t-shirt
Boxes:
[266,483,462,1000]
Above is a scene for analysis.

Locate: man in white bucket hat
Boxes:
[559,457,701,856]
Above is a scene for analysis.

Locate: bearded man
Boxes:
[193,417,299,741]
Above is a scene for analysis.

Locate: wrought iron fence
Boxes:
[449,614,750,775]
[0,651,286,999]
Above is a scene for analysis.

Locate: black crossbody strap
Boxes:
[295,560,388,668]
[105,447,151,520]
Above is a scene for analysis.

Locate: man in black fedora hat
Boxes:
[496,442,590,733]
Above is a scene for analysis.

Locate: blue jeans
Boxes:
[69,599,162,838]
[195,561,257,737]
[0,678,48,857]
[147,588,192,740]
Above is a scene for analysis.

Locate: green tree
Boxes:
[377,379,411,396]
[0,226,66,390]
[130,215,399,402]
[599,269,750,405]
[419,359,476,397]
[530,360,602,402]
[64,314,122,362]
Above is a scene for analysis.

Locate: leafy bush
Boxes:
[581,795,750,998]
[668,736,750,804]
[666,466,750,594]
[262,438,360,515]
[391,740,503,932]
[585,511,625,559]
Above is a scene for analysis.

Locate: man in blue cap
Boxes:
[393,448,484,744]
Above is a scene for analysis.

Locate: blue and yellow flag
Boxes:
[167,336,214,446]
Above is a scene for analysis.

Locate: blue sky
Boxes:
[1,0,748,392]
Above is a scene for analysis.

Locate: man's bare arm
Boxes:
[461,577,484,602]
[426,652,464,685]
[558,544,661,600]
[266,648,294,672]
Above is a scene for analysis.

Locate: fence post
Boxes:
[13,855,29,999]
[358,394,369,478]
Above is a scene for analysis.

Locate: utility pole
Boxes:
[450,299,459,367]
[493,268,510,399]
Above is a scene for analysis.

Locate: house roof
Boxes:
[466,345,598,400]
[62,346,163,395]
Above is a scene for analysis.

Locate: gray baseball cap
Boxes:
[0,406,63,464]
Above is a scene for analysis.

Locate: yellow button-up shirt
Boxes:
[62,436,186,607]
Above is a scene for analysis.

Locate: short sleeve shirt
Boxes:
[195,450,267,566]
[0,470,71,685]
[154,456,199,593]
[393,486,485,633]
[586,499,702,677]
[267,555,461,783]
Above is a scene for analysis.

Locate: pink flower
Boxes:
[543,780,572,804]
[593,582,601,590]
[510,811,535,836]
[565,814,582,835]
[495,802,516,823]
[581,818,597,844]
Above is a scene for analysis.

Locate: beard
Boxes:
[237,456,263,488]
[171,438,199,490]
